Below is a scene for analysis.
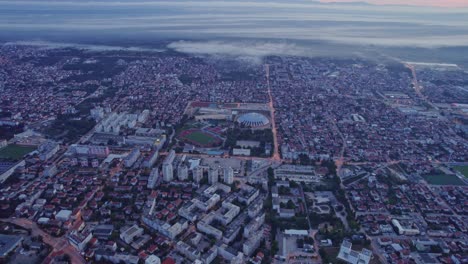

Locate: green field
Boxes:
[0,144,36,160]
[185,131,217,145]
[423,174,466,186]
[453,166,468,178]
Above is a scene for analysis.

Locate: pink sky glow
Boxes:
[320,0,468,8]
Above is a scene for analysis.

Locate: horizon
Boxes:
[320,0,468,8]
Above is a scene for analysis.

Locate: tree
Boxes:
[271,241,279,256]
[286,200,296,209]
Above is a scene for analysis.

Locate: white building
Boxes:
[124,148,141,168]
[337,241,372,264]
[208,168,219,184]
[233,148,250,156]
[145,255,161,264]
[120,225,144,244]
[143,150,159,168]
[223,167,234,185]
[178,165,189,181]
[68,230,93,251]
[56,209,72,222]
[147,168,159,189]
[391,219,420,235]
[162,163,173,182]
[38,141,60,161]
[193,166,204,183]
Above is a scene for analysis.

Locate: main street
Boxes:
[265,64,282,162]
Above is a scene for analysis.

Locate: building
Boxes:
[215,201,240,225]
[164,150,176,164]
[193,166,204,183]
[69,144,110,158]
[233,148,251,156]
[38,141,60,161]
[162,163,173,182]
[274,165,321,183]
[162,150,175,182]
[244,214,265,238]
[0,235,23,259]
[142,217,187,240]
[197,213,223,240]
[0,161,25,184]
[178,165,188,181]
[148,168,159,189]
[143,150,159,168]
[0,140,7,149]
[145,255,161,264]
[120,225,144,244]
[56,209,72,222]
[238,185,259,205]
[223,167,234,185]
[391,219,420,235]
[92,225,114,240]
[124,148,141,168]
[68,230,93,251]
[208,168,219,184]
[176,241,201,261]
[243,234,263,256]
[90,106,105,120]
[337,241,372,264]
[43,165,58,177]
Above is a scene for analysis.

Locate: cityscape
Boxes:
[0,1,467,264]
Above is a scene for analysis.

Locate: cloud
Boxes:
[3,40,165,52]
[0,1,467,49]
[167,40,364,63]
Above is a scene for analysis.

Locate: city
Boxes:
[0,1,468,264]
[0,42,466,264]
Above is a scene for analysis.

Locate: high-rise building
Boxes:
[223,167,234,185]
[148,168,159,189]
[124,148,141,168]
[162,150,176,182]
[193,166,204,183]
[208,168,219,184]
[163,163,173,182]
[178,165,188,181]
[164,150,176,165]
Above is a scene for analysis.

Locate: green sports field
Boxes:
[185,131,217,145]
[0,144,36,160]
[423,174,465,186]
[453,166,468,178]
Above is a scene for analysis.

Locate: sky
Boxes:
[320,0,468,8]
[0,0,467,51]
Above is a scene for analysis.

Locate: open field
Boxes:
[0,144,36,160]
[453,166,468,178]
[423,174,465,186]
[179,129,222,147]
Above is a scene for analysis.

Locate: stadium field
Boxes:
[423,174,465,186]
[453,166,468,178]
[0,144,36,160]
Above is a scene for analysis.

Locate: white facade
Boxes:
[208,168,219,184]
[223,167,234,185]
[162,163,173,182]
[193,166,204,183]
[148,168,159,189]
[178,165,189,181]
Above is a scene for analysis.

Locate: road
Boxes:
[2,218,85,264]
[265,64,282,162]
[405,63,438,110]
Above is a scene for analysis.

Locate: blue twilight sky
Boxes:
[0,0,467,48]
